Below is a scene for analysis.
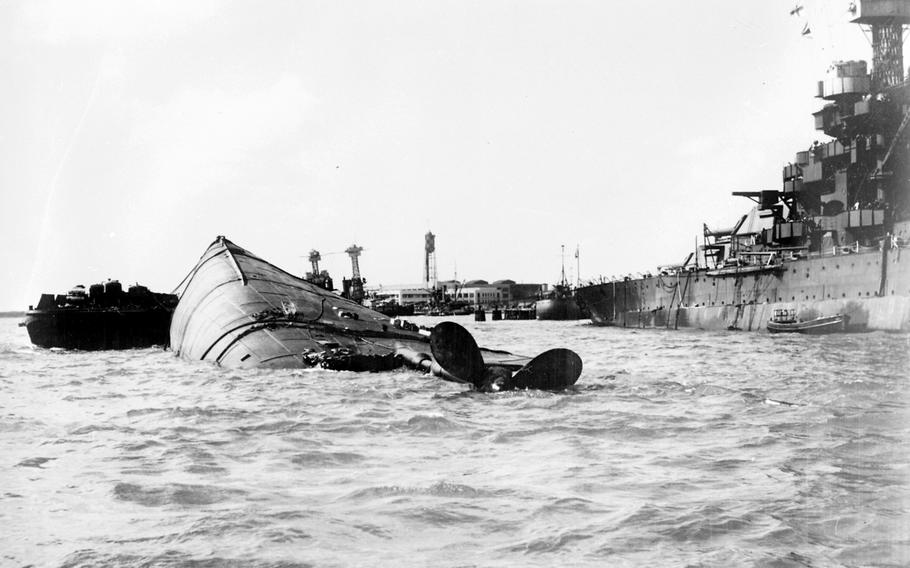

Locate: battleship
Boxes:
[576,0,910,333]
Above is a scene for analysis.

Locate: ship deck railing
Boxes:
[580,237,907,287]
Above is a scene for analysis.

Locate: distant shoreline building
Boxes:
[366,284,434,307]
[366,279,547,308]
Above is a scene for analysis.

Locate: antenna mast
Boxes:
[575,244,580,287]
[560,244,567,286]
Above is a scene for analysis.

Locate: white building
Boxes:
[448,280,510,307]
[366,284,433,306]
[366,281,509,307]
[367,279,535,308]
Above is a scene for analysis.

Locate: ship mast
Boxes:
[560,244,567,287]
[575,244,580,287]
[304,249,333,291]
[308,249,322,276]
[343,244,365,303]
[849,1,910,213]
[853,0,909,91]
[345,245,363,281]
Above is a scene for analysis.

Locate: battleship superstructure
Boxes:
[576,0,910,332]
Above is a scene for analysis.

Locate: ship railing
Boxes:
[579,235,906,287]
[656,264,697,277]
[829,241,865,255]
[758,246,813,263]
[785,240,891,260]
[735,251,782,266]
[771,307,797,324]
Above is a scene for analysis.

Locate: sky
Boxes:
[0,0,890,310]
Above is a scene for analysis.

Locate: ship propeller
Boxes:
[429,321,582,392]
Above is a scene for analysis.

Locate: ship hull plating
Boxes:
[23,310,173,350]
[535,297,584,320]
[576,246,910,332]
[170,237,534,369]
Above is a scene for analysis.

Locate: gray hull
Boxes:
[535,297,584,320]
[170,237,532,368]
[576,246,910,332]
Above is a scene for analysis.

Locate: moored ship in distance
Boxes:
[535,288,583,320]
[536,245,587,320]
[576,0,910,333]
[21,280,178,349]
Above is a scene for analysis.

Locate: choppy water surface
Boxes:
[2,316,909,567]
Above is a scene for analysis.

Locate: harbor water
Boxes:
[2,315,909,567]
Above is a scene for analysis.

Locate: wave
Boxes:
[2,318,908,567]
[290,451,366,467]
[112,482,245,507]
[398,506,485,527]
[343,480,501,501]
[393,414,463,434]
[506,529,595,554]
[58,549,314,568]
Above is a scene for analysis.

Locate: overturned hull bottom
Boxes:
[169,237,535,372]
[586,296,910,333]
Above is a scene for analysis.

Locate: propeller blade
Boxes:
[502,348,582,391]
[429,321,485,387]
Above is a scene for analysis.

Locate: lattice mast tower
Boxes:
[304,249,333,291]
[853,0,909,91]
[345,245,363,281]
[308,250,322,275]
[424,232,438,291]
[851,0,910,213]
[344,244,365,303]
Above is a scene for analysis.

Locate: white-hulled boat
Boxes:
[766,308,847,335]
[170,236,532,371]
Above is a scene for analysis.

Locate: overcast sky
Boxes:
[1,0,883,309]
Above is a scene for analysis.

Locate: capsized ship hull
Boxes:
[170,237,533,369]
[576,243,910,332]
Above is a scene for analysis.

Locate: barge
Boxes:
[21,280,178,349]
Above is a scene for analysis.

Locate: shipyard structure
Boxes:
[576,0,910,332]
